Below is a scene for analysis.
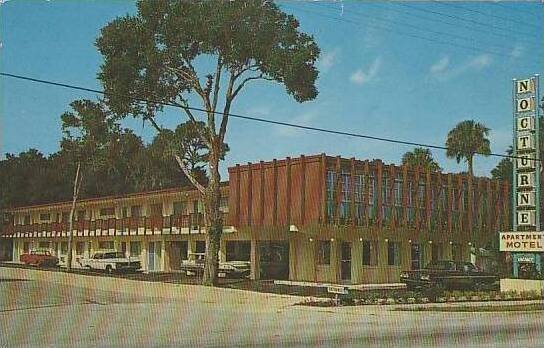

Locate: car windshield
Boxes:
[104,252,125,259]
[425,261,455,271]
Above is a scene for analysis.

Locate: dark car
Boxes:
[400,260,498,291]
[20,248,59,267]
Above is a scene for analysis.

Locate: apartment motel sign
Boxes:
[500,75,544,252]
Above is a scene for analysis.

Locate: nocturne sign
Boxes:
[512,76,540,230]
[503,74,542,276]
[499,232,544,252]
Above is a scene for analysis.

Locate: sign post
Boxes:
[502,75,542,278]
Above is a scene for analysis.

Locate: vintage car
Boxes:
[400,260,499,291]
[20,248,59,267]
[180,252,251,278]
[78,250,141,274]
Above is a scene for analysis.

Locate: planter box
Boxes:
[500,278,544,294]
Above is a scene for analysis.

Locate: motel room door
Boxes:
[340,242,352,281]
[148,241,162,271]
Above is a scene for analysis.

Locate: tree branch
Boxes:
[231,74,273,101]
[211,55,223,114]
[174,154,206,194]
[218,71,236,143]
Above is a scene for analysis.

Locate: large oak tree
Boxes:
[96,0,320,285]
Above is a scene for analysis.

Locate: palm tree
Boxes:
[401,147,441,172]
[445,120,491,177]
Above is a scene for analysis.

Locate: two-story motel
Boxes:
[0,154,511,284]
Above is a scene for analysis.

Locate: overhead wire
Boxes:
[282,3,515,58]
[1,72,536,163]
[311,2,523,54]
[392,2,541,47]
[433,1,541,30]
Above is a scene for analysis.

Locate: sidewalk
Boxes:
[274,279,406,291]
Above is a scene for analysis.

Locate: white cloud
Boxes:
[511,44,524,58]
[350,57,381,85]
[429,56,449,74]
[318,48,339,73]
[276,111,318,137]
[467,54,492,69]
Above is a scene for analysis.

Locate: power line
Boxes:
[393,2,541,46]
[433,1,541,29]
[284,4,514,58]
[368,2,541,48]
[491,1,543,20]
[0,71,533,162]
[312,2,521,54]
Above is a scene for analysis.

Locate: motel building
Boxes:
[0,154,511,284]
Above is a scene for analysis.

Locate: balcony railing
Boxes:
[0,212,231,238]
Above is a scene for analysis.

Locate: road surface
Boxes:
[1,267,543,347]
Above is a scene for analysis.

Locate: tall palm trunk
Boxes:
[66,162,82,270]
[467,155,474,177]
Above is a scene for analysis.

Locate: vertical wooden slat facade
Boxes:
[227,154,510,246]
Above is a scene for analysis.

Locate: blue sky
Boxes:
[1,0,543,178]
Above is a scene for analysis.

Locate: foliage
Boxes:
[401,147,441,172]
[445,120,491,176]
[95,0,320,285]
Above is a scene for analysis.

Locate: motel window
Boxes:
[62,212,70,223]
[195,240,206,254]
[99,207,115,217]
[382,172,390,220]
[23,215,31,225]
[131,205,142,218]
[130,242,141,257]
[394,176,403,207]
[121,207,128,219]
[226,241,251,262]
[387,241,400,266]
[77,210,86,221]
[39,213,51,222]
[418,181,426,208]
[76,242,85,255]
[362,241,378,266]
[99,241,114,250]
[173,201,187,216]
[150,203,163,217]
[451,243,462,261]
[23,242,30,253]
[340,171,351,219]
[326,170,336,219]
[60,242,68,255]
[317,241,331,265]
[368,174,376,218]
[354,174,365,222]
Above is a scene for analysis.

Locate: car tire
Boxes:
[105,265,113,274]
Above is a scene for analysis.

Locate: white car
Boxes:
[79,250,141,274]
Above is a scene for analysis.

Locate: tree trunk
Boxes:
[202,142,222,286]
[66,162,81,271]
[467,156,474,177]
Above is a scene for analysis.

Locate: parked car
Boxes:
[400,260,499,291]
[20,248,59,267]
[180,252,250,278]
[78,250,141,274]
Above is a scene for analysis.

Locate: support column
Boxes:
[330,239,339,283]
[141,242,148,272]
[351,240,363,284]
[219,240,226,263]
[443,242,453,260]
[289,239,297,281]
[160,239,167,271]
[250,239,260,280]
